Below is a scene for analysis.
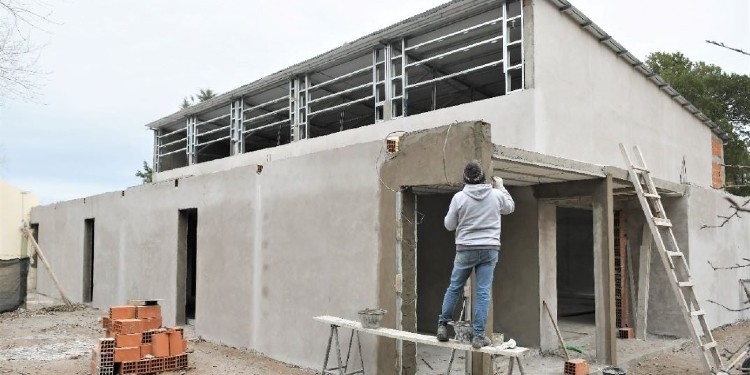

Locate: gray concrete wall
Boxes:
[531,0,715,188]
[31,141,383,371]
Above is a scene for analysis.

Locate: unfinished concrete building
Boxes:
[30,0,750,373]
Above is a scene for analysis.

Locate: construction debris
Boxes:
[91,301,189,375]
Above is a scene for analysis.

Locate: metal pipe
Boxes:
[309,66,372,90]
[195,135,230,147]
[160,147,187,157]
[309,82,372,105]
[406,35,502,68]
[242,107,288,123]
[196,125,230,137]
[242,118,290,134]
[405,17,502,52]
[195,113,230,127]
[309,95,374,117]
[243,96,288,114]
[406,59,502,89]
[158,127,187,138]
[158,137,187,148]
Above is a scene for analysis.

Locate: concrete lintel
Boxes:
[533,179,601,199]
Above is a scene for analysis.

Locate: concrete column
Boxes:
[538,201,557,351]
[592,175,616,365]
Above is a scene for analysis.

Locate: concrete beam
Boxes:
[592,174,616,365]
[533,180,601,199]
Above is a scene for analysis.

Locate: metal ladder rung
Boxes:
[702,341,718,350]
[678,281,694,287]
[666,251,684,257]
[690,310,705,317]
[643,192,661,199]
[653,217,672,227]
[632,165,650,173]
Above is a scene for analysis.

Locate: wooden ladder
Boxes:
[620,144,724,373]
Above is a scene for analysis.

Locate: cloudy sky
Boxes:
[0,0,748,204]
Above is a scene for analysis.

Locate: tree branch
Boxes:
[706,299,750,312]
[707,258,750,270]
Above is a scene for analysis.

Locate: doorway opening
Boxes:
[178,208,198,324]
[83,218,95,303]
[556,207,595,342]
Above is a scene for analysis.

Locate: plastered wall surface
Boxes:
[532,0,715,188]
[686,187,750,328]
[31,141,383,371]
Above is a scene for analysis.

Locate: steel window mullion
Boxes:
[405,17,503,52]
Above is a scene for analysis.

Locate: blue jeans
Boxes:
[438,249,499,337]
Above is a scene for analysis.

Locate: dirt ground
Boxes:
[1,298,749,375]
[0,301,315,375]
[631,320,750,375]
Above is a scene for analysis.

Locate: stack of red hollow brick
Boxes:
[90,304,189,375]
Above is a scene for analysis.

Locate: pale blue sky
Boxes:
[0,0,748,204]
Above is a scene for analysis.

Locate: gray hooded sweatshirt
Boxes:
[444,184,515,251]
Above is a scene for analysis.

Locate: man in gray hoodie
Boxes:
[437,161,515,349]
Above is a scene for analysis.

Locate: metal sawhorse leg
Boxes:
[321,324,365,375]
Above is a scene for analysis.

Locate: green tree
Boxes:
[180,88,217,109]
[646,52,750,196]
[135,161,153,184]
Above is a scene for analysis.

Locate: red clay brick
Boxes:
[564,358,589,375]
[101,316,111,329]
[115,333,142,348]
[167,329,184,356]
[712,136,723,158]
[112,319,142,335]
[141,317,162,331]
[712,162,723,188]
[151,333,170,358]
[136,305,161,319]
[114,347,140,363]
[140,344,152,358]
[109,306,136,320]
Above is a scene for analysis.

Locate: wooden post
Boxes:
[593,174,616,365]
[636,224,652,340]
[22,226,72,306]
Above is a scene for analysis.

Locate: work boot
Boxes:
[471,335,491,349]
[436,323,449,342]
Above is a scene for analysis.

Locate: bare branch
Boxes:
[706,299,750,312]
[707,259,750,271]
[701,197,750,229]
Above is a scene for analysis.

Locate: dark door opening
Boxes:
[556,207,595,322]
[83,219,95,303]
[178,209,198,323]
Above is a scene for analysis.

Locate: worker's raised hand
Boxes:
[492,176,504,189]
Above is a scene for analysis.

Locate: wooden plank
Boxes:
[313,316,529,358]
[636,224,652,340]
[22,226,72,306]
